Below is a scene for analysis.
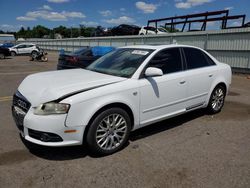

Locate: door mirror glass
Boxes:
[145,67,163,77]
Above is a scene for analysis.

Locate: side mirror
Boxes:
[145,67,163,77]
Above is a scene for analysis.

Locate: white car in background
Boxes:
[9,43,39,56]
[139,26,168,35]
[12,44,231,155]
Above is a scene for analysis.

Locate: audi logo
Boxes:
[17,99,27,109]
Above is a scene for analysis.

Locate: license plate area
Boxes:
[12,106,26,132]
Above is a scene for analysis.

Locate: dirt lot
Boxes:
[0,52,249,188]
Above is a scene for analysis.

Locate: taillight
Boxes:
[66,56,79,63]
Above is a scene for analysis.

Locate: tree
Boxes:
[32,25,50,38]
[25,27,32,38]
[53,26,70,38]
[16,27,26,38]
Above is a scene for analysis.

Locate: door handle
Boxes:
[179,80,186,84]
[209,74,213,77]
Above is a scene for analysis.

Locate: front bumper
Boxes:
[12,92,85,147]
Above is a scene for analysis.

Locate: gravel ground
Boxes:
[0,52,249,188]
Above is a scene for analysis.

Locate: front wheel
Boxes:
[10,51,16,56]
[207,85,226,114]
[86,108,131,155]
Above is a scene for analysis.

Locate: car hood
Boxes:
[18,69,126,106]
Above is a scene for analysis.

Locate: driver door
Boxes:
[139,48,187,126]
[16,45,27,54]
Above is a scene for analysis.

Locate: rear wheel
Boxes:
[31,51,38,58]
[10,51,16,56]
[0,53,5,59]
[207,85,226,114]
[86,108,131,155]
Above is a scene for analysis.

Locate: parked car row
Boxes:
[91,24,168,37]
[139,26,168,35]
[9,43,40,56]
[0,43,48,61]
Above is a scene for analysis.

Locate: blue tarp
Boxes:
[91,46,115,56]
[59,48,65,55]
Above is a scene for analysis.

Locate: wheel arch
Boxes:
[10,51,16,55]
[215,82,227,93]
[31,50,38,54]
[83,102,135,141]
[205,80,228,107]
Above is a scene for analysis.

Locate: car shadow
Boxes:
[21,137,89,160]
[130,109,207,141]
[22,109,207,160]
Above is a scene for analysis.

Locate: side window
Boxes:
[148,48,182,74]
[183,48,213,69]
[17,45,26,49]
[204,53,216,66]
[83,50,93,57]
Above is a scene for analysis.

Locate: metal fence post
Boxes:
[204,33,209,50]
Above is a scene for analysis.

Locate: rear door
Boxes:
[182,47,216,110]
[139,48,187,126]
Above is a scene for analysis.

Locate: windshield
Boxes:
[87,48,154,78]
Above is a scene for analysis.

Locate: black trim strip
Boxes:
[56,81,123,102]
[186,102,205,110]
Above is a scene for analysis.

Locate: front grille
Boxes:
[12,91,31,131]
[28,129,63,142]
[13,91,31,113]
[12,106,25,131]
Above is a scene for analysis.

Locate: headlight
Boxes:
[34,102,70,115]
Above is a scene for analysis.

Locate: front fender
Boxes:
[63,90,140,129]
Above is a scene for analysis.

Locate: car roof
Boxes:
[119,44,203,51]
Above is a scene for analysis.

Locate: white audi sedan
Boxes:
[12,45,231,155]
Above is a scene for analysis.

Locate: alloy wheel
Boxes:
[96,114,127,151]
[211,87,225,111]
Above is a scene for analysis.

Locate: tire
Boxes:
[10,51,16,56]
[86,108,131,155]
[207,85,226,114]
[0,53,5,59]
[31,51,38,58]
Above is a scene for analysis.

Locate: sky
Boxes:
[0,0,249,32]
